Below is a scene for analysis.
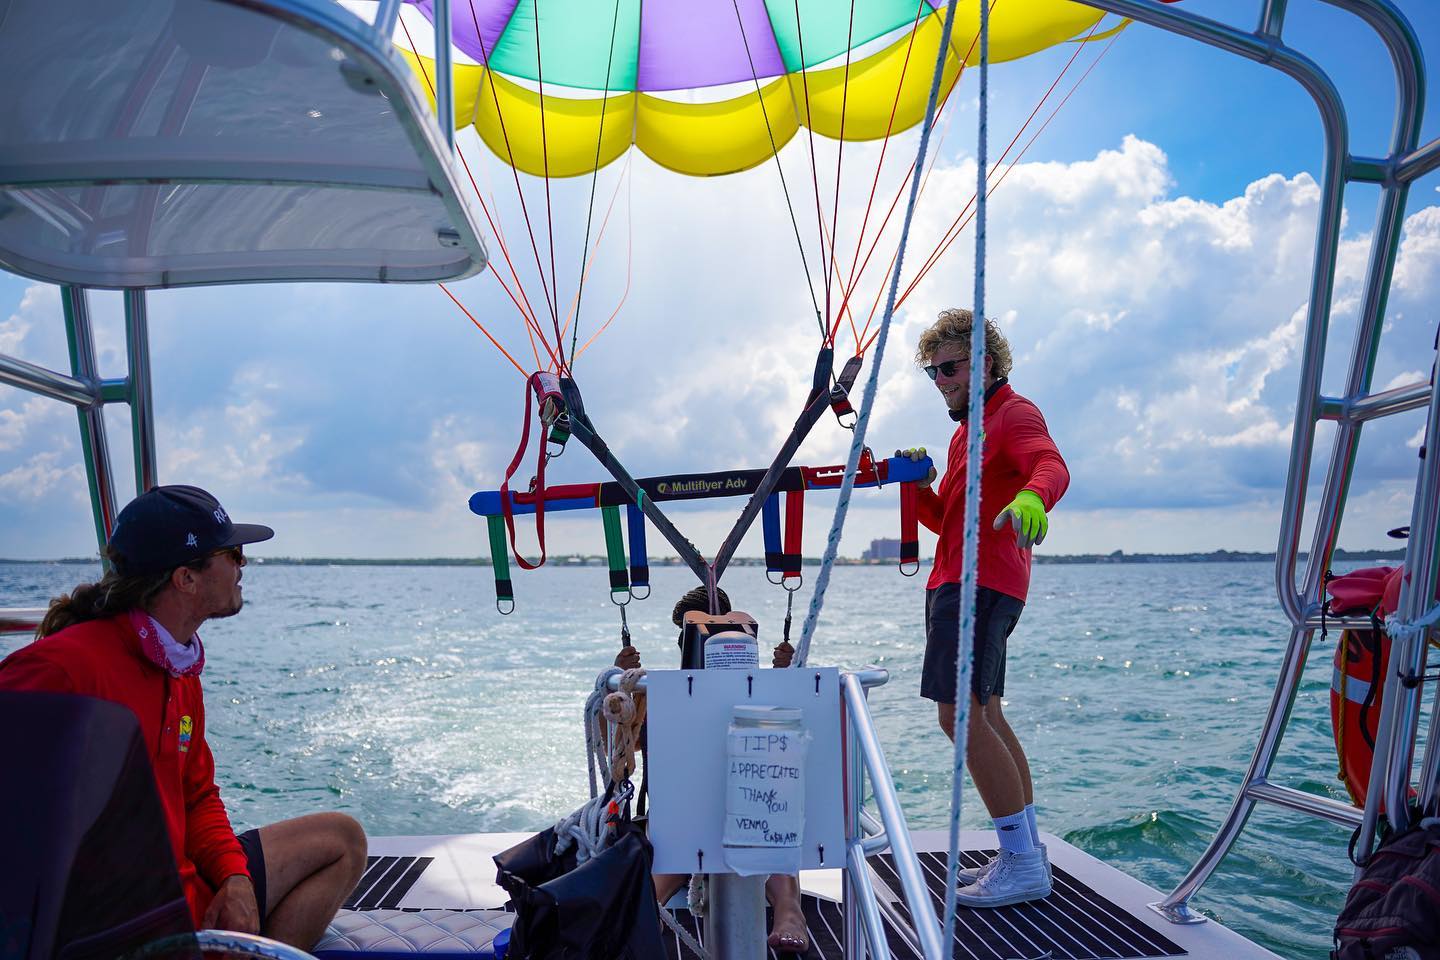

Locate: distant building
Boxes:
[862,538,902,562]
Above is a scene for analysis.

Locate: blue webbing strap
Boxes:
[763,493,783,583]
[625,502,650,599]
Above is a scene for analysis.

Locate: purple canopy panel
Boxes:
[637,0,786,93]
[409,0,518,65]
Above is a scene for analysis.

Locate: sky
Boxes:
[2,0,1439,565]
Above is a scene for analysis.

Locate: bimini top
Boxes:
[0,0,487,289]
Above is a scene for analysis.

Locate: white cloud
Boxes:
[2,132,1437,558]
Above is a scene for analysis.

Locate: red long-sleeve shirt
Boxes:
[0,614,248,927]
[917,382,1069,600]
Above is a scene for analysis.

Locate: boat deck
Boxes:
[341,831,1279,959]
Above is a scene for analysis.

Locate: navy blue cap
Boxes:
[109,485,274,577]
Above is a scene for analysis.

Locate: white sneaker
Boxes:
[954,848,1052,907]
[957,843,1048,885]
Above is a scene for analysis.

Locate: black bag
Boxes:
[1333,817,1440,959]
[494,813,664,960]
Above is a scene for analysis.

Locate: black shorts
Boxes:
[921,584,1024,705]
[236,828,268,929]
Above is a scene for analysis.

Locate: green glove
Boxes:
[993,489,1048,549]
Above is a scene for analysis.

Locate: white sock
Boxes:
[1024,803,1040,846]
[994,810,1034,855]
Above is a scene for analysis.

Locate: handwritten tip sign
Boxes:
[723,707,811,876]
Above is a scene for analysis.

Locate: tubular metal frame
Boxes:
[1064,0,1437,924]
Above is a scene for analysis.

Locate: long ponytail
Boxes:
[35,547,178,639]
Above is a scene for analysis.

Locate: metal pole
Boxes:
[847,840,892,960]
[707,874,766,960]
[1379,370,1440,834]
[125,289,157,494]
[62,286,118,563]
[1152,625,1315,921]
[0,354,98,407]
[842,686,866,958]
[841,674,944,959]
[435,0,454,150]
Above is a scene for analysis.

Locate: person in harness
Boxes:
[615,584,810,954]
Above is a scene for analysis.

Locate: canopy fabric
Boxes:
[401,0,1104,177]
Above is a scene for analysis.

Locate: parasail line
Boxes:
[828,0,945,346]
[728,0,824,336]
[899,11,1103,301]
[792,0,832,340]
[439,283,528,377]
[825,0,859,349]
[559,156,631,349]
[532,0,567,368]
[576,170,634,360]
[402,16,555,368]
[570,0,626,368]
[454,3,562,357]
[894,16,1116,313]
[852,95,959,350]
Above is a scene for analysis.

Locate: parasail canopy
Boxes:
[399,0,1109,177]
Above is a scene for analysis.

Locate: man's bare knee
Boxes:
[937,703,956,739]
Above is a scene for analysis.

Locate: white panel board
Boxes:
[646,667,845,875]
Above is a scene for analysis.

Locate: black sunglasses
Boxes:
[923,358,969,380]
[209,545,246,567]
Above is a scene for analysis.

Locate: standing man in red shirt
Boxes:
[0,485,367,948]
[908,309,1068,907]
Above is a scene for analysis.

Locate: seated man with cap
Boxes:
[0,485,367,950]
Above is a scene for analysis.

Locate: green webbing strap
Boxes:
[601,505,630,599]
[487,515,514,614]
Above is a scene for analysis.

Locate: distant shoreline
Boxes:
[0,548,1408,567]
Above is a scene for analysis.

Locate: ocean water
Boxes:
[0,559,1406,958]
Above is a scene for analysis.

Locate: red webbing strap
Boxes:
[499,373,564,570]
[899,482,920,575]
[783,488,805,580]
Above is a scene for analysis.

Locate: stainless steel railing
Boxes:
[0,608,44,637]
[842,670,946,960]
[1064,0,1437,925]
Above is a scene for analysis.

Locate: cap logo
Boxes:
[186,533,198,547]
[213,507,229,524]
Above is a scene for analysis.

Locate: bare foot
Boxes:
[765,874,809,955]
[767,908,809,955]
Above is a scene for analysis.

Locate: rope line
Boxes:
[794,0,961,670]
[792,0,832,335]
[728,0,825,336]
[439,283,527,376]
[576,170,635,359]
[570,0,625,366]
[403,15,557,371]
[559,156,632,350]
[829,0,932,348]
[942,0,990,941]
[897,14,1111,310]
[532,0,566,363]
[825,0,858,345]
[464,3,563,357]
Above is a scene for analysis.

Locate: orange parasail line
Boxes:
[831,6,982,347]
[893,19,1118,314]
[576,173,634,360]
[557,155,632,349]
[828,0,934,347]
[440,282,527,377]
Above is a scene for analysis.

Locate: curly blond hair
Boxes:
[914,308,1012,379]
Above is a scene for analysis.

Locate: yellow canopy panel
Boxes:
[401,1,1106,179]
